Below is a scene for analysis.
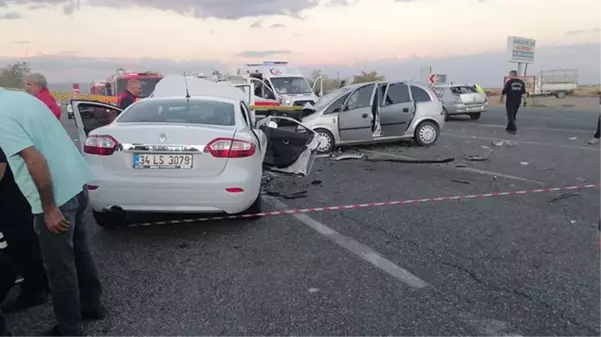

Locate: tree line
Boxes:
[0,61,31,89]
[0,61,385,93]
[308,69,385,92]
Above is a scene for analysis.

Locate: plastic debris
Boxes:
[568,137,578,141]
[491,140,518,147]
[308,288,319,293]
[451,179,470,184]
[333,154,364,161]
[520,161,529,166]
[548,192,580,203]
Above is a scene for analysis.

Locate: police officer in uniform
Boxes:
[500,70,526,134]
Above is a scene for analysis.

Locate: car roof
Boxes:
[152,75,246,102]
[133,96,237,105]
[435,84,472,88]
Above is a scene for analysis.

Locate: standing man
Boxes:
[24,73,61,120]
[0,146,48,314]
[117,79,141,110]
[0,88,105,336]
[500,70,526,134]
[588,94,600,145]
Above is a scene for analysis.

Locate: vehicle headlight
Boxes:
[280,98,292,105]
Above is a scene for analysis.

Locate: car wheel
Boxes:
[93,210,125,229]
[314,128,335,154]
[414,121,439,146]
[443,107,450,121]
[469,112,481,120]
[241,194,262,221]
[555,91,567,99]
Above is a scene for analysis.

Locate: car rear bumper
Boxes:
[447,104,488,114]
[88,170,262,214]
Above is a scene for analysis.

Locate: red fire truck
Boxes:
[105,70,163,98]
[90,81,107,95]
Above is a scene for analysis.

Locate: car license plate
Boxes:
[133,153,193,169]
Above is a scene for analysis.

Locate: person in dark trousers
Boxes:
[500,70,526,134]
[0,89,105,336]
[0,232,18,336]
[117,79,141,110]
[0,147,48,314]
[588,94,600,145]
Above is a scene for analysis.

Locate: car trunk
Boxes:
[90,123,236,178]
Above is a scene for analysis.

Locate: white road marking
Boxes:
[359,149,546,185]
[443,133,600,152]
[264,196,429,289]
[453,123,592,134]
[457,312,523,336]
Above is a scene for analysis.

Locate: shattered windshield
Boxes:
[269,77,313,95]
[312,87,353,111]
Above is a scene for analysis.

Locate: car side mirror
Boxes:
[342,104,349,111]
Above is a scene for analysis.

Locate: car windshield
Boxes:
[269,77,313,95]
[117,78,162,98]
[312,87,353,111]
[117,99,236,126]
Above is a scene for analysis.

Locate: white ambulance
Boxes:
[241,61,323,108]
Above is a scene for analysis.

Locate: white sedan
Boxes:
[70,75,320,228]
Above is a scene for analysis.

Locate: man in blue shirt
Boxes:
[0,89,104,336]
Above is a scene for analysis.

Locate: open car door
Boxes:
[255,116,320,176]
[311,76,323,97]
[70,99,122,151]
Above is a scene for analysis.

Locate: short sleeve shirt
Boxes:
[0,89,94,214]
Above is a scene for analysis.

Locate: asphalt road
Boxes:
[6,105,600,336]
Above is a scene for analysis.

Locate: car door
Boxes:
[255,116,319,177]
[71,99,122,151]
[311,76,323,96]
[337,84,376,142]
[250,78,278,107]
[379,83,415,136]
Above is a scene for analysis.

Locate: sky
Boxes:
[0,0,600,88]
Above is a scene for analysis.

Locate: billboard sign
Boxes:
[507,36,536,63]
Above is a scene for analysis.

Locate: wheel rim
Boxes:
[317,131,333,152]
[418,124,437,144]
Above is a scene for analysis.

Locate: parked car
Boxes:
[70,75,319,228]
[434,84,488,120]
[299,81,445,153]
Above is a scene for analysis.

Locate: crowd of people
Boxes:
[0,74,106,336]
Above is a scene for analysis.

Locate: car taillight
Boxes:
[206,138,256,158]
[83,135,119,156]
[453,95,463,103]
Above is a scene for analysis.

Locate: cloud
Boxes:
[0,10,23,19]
[270,23,285,28]
[4,0,331,19]
[565,28,601,35]
[250,19,262,28]
[1,43,598,87]
[234,50,292,58]
[12,40,30,44]
[0,55,227,83]
[302,43,601,87]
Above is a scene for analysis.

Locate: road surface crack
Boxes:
[431,256,598,334]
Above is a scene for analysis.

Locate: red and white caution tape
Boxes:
[127,183,600,227]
